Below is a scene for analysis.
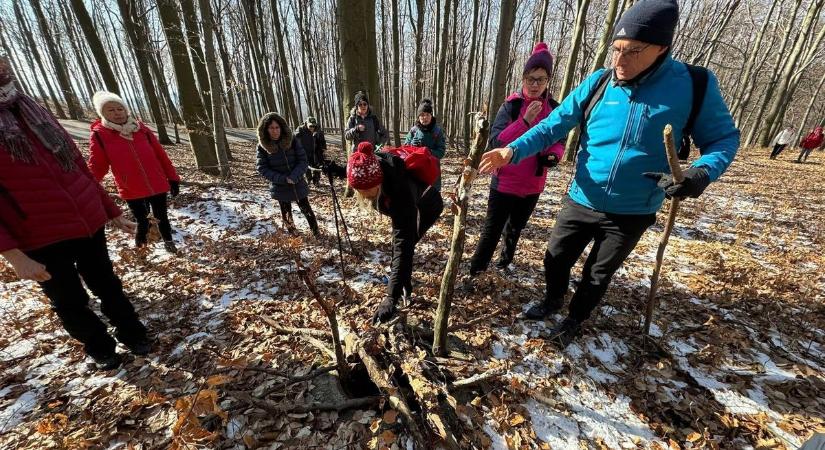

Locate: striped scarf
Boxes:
[0,82,78,171]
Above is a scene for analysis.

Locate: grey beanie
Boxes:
[613,0,679,47]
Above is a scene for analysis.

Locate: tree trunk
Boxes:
[179,0,213,120]
[58,2,96,104]
[488,0,517,113]
[391,0,402,146]
[270,0,299,125]
[433,113,490,356]
[156,0,219,174]
[757,0,825,147]
[69,0,119,94]
[29,0,83,119]
[728,0,779,122]
[213,18,239,129]
[413,0,425,103]
[436,0,451,119]
[243,0,278,113]
[535,0,550,43]
[462,0,481,150]
[197,0,231,177]
[14,2,65,118]
[116,0,173,145]
[557,0,592,102]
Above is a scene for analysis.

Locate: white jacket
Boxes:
[772,128,795,146]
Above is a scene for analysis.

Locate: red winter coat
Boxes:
[88,119,180,200]
[800,127,824,150]
[0,118,122,253]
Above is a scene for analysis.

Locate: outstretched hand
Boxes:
[479,147,514,174]
[111,215,137,234]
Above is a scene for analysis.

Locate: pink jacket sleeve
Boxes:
[87,131,110,182]
[147,130,180,181]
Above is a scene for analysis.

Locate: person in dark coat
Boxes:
[0,57,149,370]
[404,98,447,191]
[346,142,442,324]
[256,112,320,237]
[295,116,327,186]
[344,91,387,152]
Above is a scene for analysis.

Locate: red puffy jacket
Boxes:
[800,127,824,150]
[0,120,122,253]
[88,119,180,200]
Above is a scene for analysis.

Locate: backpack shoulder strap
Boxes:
[679,64,710,159]
[508,97,523,123]
[684,64,709,135]
[583,70,612,123]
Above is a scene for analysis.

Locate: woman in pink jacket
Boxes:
[88,91,181,254]
[469,43,564,275]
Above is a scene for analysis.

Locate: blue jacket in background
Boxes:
[508,55,740,215]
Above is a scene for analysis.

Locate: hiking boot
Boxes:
[135,236,148,249]
[91,352,123,371]
[547,317,582,349]
[523,296,564,320]
[495,259,513,272]
[123,337,153,356]
[163,240,178,254]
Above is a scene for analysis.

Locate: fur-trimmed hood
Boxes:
[257,112,293,152]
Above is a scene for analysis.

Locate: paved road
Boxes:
[60,119,344,146]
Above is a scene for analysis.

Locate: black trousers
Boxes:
[470,188,540,273]
[278,197,319,234]
[305,168,321,185]
[544,197,656,322]
[770,144,787,159]
[126,193,172,243]
[388,192,443,300]
[25,228,147,359]
[797,148,813,162]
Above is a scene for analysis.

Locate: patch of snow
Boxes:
[0,389,41,433]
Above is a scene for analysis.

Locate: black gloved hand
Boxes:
[643,167,710,199]
[535,153,558,176]
[372,297,398,324]
[169,180,180,197]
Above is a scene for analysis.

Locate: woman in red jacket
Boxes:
[0,58,149,370]
[88,91,181,254]
[796,126,824,163]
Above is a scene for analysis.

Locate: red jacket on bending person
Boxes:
[88,118,180,200]
[800,126,824,150]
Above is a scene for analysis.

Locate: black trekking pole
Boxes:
[325,169,349,281]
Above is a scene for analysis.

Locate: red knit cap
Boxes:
[523,42,554,77]
[347,142,383,190]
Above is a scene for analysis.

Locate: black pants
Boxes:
[770,144,787,159]
[470,188,540,273]
[797,148,813,162]
[278,197,319,234]
[544,197,656,322]
[25,228,147,359]
[388,192,443,300]
[126,193,172,243]
[305,167,321,186]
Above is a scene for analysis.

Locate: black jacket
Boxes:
[256,141,309,202]
[294,125,327,167]
[372,153,443,300]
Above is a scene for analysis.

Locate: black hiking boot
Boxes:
[123,337,153,356]
[91,352,123,371]
[547,317,582,349]
[523,296,564,320]
[163,240,178,254]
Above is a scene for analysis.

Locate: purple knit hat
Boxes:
[523,43,554,76]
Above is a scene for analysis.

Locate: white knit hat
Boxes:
[92,91,129,118]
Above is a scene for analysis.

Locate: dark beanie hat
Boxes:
[613,0,679,47]
[523,42,554,76]
[354,90,368,105]
[417,98,434,115]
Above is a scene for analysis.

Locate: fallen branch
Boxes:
[260,316,330,338]
[259,365,338,399]
[449,367,506,389]
[228,390,380,413]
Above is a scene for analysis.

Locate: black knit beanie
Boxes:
[613,0,679,47]
[417,98,434,116]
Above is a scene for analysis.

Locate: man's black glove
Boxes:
[643,167,710,199]
[321,160,347,180]
[169,180,180,197]
[372,297,397,324]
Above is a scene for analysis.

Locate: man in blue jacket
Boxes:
[479,0,739,348]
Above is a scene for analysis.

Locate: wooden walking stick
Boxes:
[642,124,684,340]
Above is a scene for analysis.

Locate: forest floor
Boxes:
[0,139,823,450]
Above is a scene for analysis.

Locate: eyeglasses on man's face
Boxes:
[610,44,652,60]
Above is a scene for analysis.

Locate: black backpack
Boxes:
[580,64,709,160]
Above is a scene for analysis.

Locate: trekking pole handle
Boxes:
[663,125,684,183]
